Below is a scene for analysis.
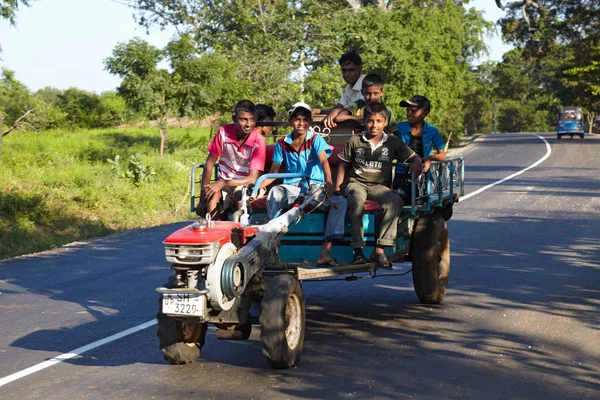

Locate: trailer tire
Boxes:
[260,274,305,369]
[157,277,208,364]
[411,213,450,304]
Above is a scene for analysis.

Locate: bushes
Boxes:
[0,127,210,259]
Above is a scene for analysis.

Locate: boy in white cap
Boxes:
[260,102,347,266]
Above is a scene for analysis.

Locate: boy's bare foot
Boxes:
[316,258,342,267]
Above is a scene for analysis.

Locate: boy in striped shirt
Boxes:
[198,100,266,219]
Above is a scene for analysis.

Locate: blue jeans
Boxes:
[267,183,347,241]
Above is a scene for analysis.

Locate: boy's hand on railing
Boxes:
[324,181,334,198]
[408,157,424,178]
[423,159,432,172]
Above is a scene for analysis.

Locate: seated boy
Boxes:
[327,73,397,135]
[260,102,347,266]
[335,103,422,269]
[255,104,276,136]
[197,99,266,220]
[394,95,446,204]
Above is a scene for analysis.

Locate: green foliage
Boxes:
[0,126,211,259]
[0,70,127,131]
[122,0,492,139]
[499,0,600,123]
[0,0,30,25]
[108,153,157,185]
[0,68,32,125]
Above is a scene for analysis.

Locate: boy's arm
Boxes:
[335,162,349,194]
[317,151,334,197]
[323,105,345,129]
[200,154,219,200]
[423,149,446,172]
[406,153,423,178]
[334,109,362,124]
[422,128,447,171]
[259,163,281,189]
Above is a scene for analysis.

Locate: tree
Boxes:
[498,1,600,124]
[0,68,35,163]
[105,38,171,156]
[463,62,499,134]
[1,0,31,53]
[105,36,247,155]
[120,0,491,137]
[1,0,30,25]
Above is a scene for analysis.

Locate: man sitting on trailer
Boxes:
[197,99,267,220]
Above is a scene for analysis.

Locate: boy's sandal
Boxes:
[370,252,393,270]
[352,254,370,265]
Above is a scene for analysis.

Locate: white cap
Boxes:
[288,101,312,117]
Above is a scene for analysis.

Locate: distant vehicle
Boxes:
[557,106,584,139]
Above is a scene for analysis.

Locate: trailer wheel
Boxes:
[410,213,450,304]
[157,277,208,364]
[260,274,305,369]
[557,134,561,140]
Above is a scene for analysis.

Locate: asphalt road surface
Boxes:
[1,133,599,399]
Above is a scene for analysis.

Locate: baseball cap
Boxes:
[399,95,431,110]
[288,102,312,117]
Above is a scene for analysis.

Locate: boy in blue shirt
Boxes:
[394,95,446,203]
[260,102,347,266]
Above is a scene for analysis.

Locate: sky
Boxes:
[0,0,513,94]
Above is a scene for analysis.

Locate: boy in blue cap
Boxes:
[394,95,446,203]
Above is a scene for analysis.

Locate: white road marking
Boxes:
[0,133,552,388]
[0,319,157,388]
[460,134,551,201]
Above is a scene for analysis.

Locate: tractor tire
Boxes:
[410,213,450,304]
[580,134,584,139]
[260,274,305,369]
[157,277,208,364]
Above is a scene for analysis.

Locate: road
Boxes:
[1,133,599,399]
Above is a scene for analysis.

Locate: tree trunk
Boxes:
[586,112,596,134]
[0,115,3,164]
[159,113,168,157]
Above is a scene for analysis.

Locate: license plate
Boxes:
[162,293,206,317]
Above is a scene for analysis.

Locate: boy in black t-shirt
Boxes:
[335,103,422,269]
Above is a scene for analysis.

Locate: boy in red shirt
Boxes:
[197,100,266,219]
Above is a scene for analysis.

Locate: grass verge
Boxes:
[0,126,211,259]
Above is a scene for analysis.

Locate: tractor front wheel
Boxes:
[260,274,305,369]
[157,277,208,364]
